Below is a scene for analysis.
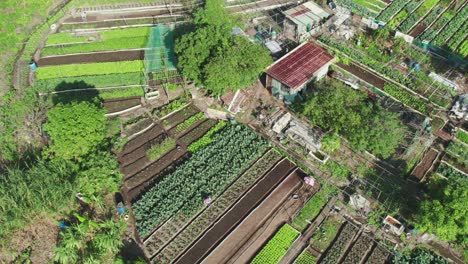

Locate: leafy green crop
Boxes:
[36,60,144,79]
[292,184,337,231]
[455,130,468,144]
[188,121,227,152]
[436,163,466,180]
[172,112,206,134]
[132,125,269,237]
[34,72,143,92]
[42,36,148,56]
[445,141,468,167]
[295,250,317,264]
[377,0,409,22]
[251,224,299,264]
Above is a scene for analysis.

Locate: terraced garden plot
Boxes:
[147,150,283,261]
[319,223,359,264]
[365,245,390,264]
[132,124,270,237]
[103,97,141,113]
[36,60,144,80]
[445,141,468,167]
[398,0,440,33]
[436,162,467,180]
[387,1,421,29]
[179,119,219,146]
[251,224,300,264]
[168,112,207,138]
[38,49,144,66]
[124,147,188,202]
[47,86,145,106]
[120,133,167,170]
[58,16,187,31]
[173,159,297,264]
[342,233,374,263]
[34,72,144,92]
[377,0,411,22]
[418,2,457,41]
[119,124,165,157]
[310,215,344,252]
[161,104,200,129]
[295,250,317,264]
[432,4,468,46]
[410,5,445,37]
[123,118,154,137]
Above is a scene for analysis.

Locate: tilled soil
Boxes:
[337,63,387,89]
[174,159,297,264]
[119,125,164,157]
[38,49,144,66]
[120,134,167,172]
[124,147,188,203]
[410,24,427,38]
[104,97,141,113]
[410,148,438,181]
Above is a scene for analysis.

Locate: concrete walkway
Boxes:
[279,196,338,264]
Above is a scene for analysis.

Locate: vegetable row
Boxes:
[36,60,144,79]
[251,224,299,264]
[132,125,269,237]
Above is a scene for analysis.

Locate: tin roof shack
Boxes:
[383,215,405,236]
[265,42,335,104]
[283,1,330,42]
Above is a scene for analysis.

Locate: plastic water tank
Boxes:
[29,60,37,71]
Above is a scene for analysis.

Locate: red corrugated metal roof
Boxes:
[266,42,334,89]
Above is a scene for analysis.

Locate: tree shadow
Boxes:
[51,81,101,105]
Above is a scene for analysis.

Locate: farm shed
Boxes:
[265,42,335,103]
[283,1,331,42]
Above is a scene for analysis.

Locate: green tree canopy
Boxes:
[175,0,272,95]
[416,176,467,243]
[44,101,106,160]
[301,80,405,158]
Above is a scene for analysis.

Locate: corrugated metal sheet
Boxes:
[266,42,334,89]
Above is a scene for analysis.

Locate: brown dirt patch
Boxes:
[410,148,438,181]
[337,63,387,89]
[104,96,141,113]
[38,50,144,66]
[0,216,59,263]
[410,24,427,38]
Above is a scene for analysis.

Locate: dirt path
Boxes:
[278,196,338,264]
[204,173,309,264]
[38,49,144,66]
[174,159,297,264]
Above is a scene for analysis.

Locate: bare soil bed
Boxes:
[119,134,168,175]
[124,147,188,203]
[124,118,154,137]
[337,63,387,89]
[410,148,438,181]
[205,170,307,264]
[173,159,297,264]
[410,24,427,38]
[104,96,141,114]
[119,124,164,157]
[38,50,144,66]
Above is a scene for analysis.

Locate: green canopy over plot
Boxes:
[144,25,177,73]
